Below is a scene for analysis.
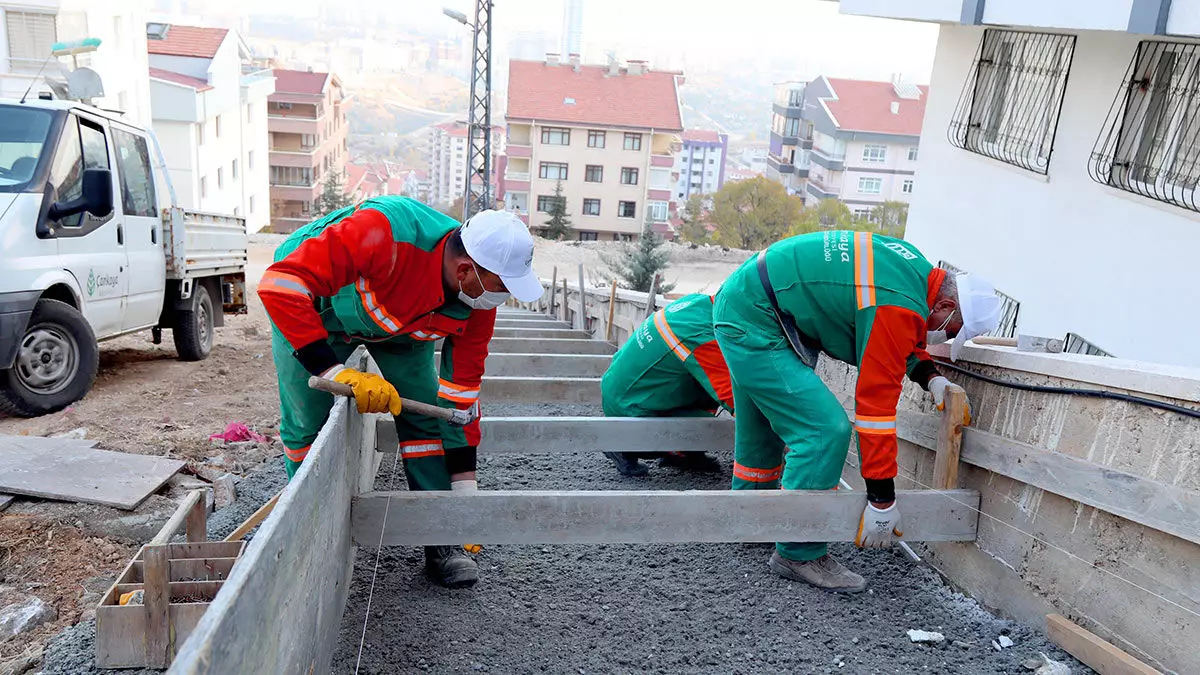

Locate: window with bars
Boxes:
[948,29,1076,175]
[938,261,1020,338]
[1089,40,1200,213]
[1063,333,1114,357]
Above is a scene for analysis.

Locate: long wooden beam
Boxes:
[351,489,981,546]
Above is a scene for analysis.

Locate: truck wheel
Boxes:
[0,299,99,417]
[174,284,214,361]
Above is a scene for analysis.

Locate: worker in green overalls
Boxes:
[712,230,999,593]
[600,294,733,476]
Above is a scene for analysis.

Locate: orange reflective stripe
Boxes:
[261,271,312,298]
[284,445,311,462]
[399,440,444,458]
[438,379,480,403]
[855,426,895,436]
[356,278,403,333]
[652,310,691,361]
[732,462,782,483]
[855,413,897,435]
[854,232,876,309]
[409,330,441,341]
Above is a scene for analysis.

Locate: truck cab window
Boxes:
[112,128,156,217]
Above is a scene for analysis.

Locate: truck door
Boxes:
[110,126,165,331]
[47,113,128,338]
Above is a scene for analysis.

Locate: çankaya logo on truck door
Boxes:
[86,269,120,297]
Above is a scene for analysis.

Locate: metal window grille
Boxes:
[1062,332,1115,357]
[938,261,1020,338]
[1088,40,1200,213]
[948,29,1076,175]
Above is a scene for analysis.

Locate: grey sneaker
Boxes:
[768,551,867,593]
[425,546,479,588]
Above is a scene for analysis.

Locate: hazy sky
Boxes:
[239,0,940,83]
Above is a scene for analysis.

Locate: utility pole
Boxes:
[462,0,494,222]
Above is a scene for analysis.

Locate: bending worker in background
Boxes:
[600,294,733,476]
[712,230,999,593]
[257,197,543,589]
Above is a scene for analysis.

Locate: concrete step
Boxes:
[491,328,591,339]
[488,338,615,355]
[479,376,601,404]
[494,318,572,329]
[482,353,612,378]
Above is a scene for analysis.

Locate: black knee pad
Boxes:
[445,445,478,475]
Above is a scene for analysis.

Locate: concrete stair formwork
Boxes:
[488,338,615,355]
[491,328,592,339]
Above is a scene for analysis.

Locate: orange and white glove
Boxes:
[855,502,903,548]
[928,376,972,426]
[327,366,402,415]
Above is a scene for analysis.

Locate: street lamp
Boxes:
[443,3,493,223]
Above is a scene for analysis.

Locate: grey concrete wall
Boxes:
[818,352,1200,675]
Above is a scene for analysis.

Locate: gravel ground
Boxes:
[330,401,1087,675]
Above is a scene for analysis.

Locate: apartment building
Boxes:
[0,0,152,124]
[674,129,728,202]
[147,24,274,232]
[267,68,350,232]
[499,54,684,240]
[831,0,1200,369]
[767,77,926,218]
[427,120,504,208]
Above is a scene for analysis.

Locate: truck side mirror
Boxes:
[49,168,113,221]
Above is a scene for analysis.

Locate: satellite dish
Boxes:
[67,67,104,100]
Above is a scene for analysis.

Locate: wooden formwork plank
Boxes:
[376,416,734,454]
[480,376,601,403]
[351,489,980,546]
[169,352,367,675]
[491,328,592,339]
[1046,614,1161,675]
[488,338,615,355]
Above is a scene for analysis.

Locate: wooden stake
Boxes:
[1046,614,1160,675]
[561,278,569,323]
[644,274,660,321]
[143,544,171,667]
[225,491,282,542]
[933,384,967,489]
[151,489,205,546]
[548,266,558,316]
[576,263,586,331]
[605,282,618,342]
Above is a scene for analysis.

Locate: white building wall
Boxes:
[1167,0,1200,35]
[239,77,272,232]
[153,118,197,207]
[906,23,1200,367]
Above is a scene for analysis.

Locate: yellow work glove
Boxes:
[331,368,403,415]
[928,376,972,426]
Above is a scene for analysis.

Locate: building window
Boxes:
[246,103,253,122]
[709,158,715,164]
[536,195,564,212]
[215,115,222,138]
[902,179,914,194]
[217,167,224,189]
[541,127,570,145]
[862,144,887,163]
[618,200,636,218]
[197,124,205,146]
[232,159,239,180]
[853,208,872,220]
[582,198,601,216]
[588,130,606,148]
[620,167,639,185]
[539,161,568,180]
[584,164,603,182]
[201,176,208,199]
[623,133,642,151]
[949,29,1076,175]
[783,117,801,137]
[648,200,668,221]
[5,12,56,65]
[301,200,311,215]
[907,147,919,161]
[618,233,635,242]
[578,231,599,241]
[249,195,255,213]
[858,177,882,194]
[248,151,255,170]
[1089,40,1200,213]
[302,134,317,149]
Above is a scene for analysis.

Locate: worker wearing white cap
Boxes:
[260,197,543,589]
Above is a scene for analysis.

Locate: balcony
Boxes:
[809,146,846,172]
[651,154,675,168]
[267,116,321,135]
[647,189,672,201]
[772,101,804,118]
[800,137,813,150]
[770,130,799,147]
[507,144,531,158]
[269,150,317,168]
[767,154,795,174]
[270,183,320,201]
[504,171,531,182]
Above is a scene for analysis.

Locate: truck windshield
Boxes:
[0,105,54,193]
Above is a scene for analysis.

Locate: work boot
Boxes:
[424,546,479,589]
[658,452,722,473]
[604,452,648,477]
[768,551,867,594]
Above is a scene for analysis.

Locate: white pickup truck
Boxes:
[0,98,247,416]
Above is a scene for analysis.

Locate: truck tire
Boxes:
[174,283,214,361]
[0,299,99,417]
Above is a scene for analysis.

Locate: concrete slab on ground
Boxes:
[0,436,184,510]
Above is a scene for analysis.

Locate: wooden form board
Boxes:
[169,350,365,675]
[351,489,980,546]
[0,436,183,510]
[1046,614,1161,675]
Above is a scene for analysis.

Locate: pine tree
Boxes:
[542,180,572,240]
[315,170,351,216]
[602,214,676,294]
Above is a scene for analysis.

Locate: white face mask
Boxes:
[458,261,510,310]
[927,309,956,345]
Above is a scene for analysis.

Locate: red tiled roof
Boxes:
[507,60,683,131]
[386,177,407,194]
[146,25,228,59]
[148,66,212,92]
[273,69,330,96]
[344,163,368,196]
[821,78,928,136]
[682,129,721,144]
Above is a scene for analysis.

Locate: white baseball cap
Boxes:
[951,272,1002,362]
[460,209,544,302]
